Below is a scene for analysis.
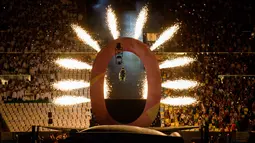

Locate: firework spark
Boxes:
[71,24,100,52]
[53,80,90,91]
[162,80,198,90]
[104,75,111,99]
[53,95,90,106]
[150,24,180,51]
[134,6,148,39]
[142,76,148,99]
[55,58,92,70]
[159,57,195,69]
[161,96,197,106]
[174,52,187,55]
[106,6,120,39]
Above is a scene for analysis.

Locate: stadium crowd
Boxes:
[160,0,254,52]
[0,0,93,103]
[0,0,90,53]
[161,61,255,131]
[0,0,254,133]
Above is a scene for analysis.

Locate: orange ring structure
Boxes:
[90,37,161,127]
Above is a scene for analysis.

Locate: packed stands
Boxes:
[0,54,91,103]
[0,0,254,135]
[0,103,91,132]
[151,0,254,53]
[0,0,93,132]
[160,53,255,131]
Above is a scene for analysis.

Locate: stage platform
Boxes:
[105,99,146,124]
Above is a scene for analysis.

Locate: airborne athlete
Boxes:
[119,67,126,81]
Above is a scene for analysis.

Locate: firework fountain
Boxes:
[106,6,120,39]
[53,5,198,106]
[71,24,101,52]
[150,24,180,51]
[56,58,92,70]
[134,5,148,39]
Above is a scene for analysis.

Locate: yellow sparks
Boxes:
[71,24,100,52]
[104,75,110,99]
[134,5,148,39]
[150,24,180,51]
[159,57,195,69]
[161,96,197,106]
[162,80,198,90]
[53,95,90,106]
[53,80,90,91]
[106,5,120,39]
[142,76,148,99]
[174,52,187,55]
[55,58,92,70]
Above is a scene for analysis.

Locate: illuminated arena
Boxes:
[0,0,255,143]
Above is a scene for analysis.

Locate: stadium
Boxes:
[0,0,254,143]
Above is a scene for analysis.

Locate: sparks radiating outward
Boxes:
[134,6,148,39]
[53,95,90,106]
[150,24,180,51]
[66,5,196,107]
[71,24,100,52]
[161,96,197,106]
[55,58,92,70]
[53,80,90,91]
[142,76,148,99]
[159,57,195,69]
[106,6,120,39]
[162,79,198,90]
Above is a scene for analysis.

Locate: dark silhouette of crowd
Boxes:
[161,58,255,131]
[0,0,95,102]
[0,0,254,132]
[154,0,254,53]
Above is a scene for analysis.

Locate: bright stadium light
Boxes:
[53,95,90,106]
[161,96,197,106]
[159,57,195,69]
[162,80,198,90]
[53,80,90,91]
[55,58,92,70]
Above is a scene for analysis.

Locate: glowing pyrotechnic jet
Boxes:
[71,24,100,52]
[53,80,90,91]
[162,79,198,90]
[161,96,197,106]
[134,6,148,39]
[53,95,90,106]
[174,52,187,55]
[142,76,148,99]
[159,57,195,69]
[150,24,180,51]
[106,6,120,39]
[55,58,92,70]
[104,75,111,99]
